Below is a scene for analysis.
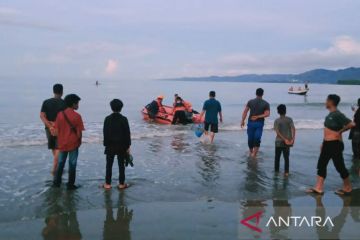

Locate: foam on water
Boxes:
[0,119,324,147]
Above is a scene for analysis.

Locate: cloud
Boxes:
[0,6,63,31]
[0,7,20,16]
[62,42,156,59]
[325,36,360,55]
[105,59,118,75]
[173,36,360,77]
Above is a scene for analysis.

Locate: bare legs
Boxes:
[51,149,59,176]
[251,147,259,158]
[342,177,352,192]
[203,131,216,144]
[307,175,352,194]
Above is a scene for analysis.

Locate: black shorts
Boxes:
[45,128,58,150]
[204,122,218,133]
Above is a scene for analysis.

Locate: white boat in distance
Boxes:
[288,85,309,95]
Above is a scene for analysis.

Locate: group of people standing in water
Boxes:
[40,84,131,190]
[40,83,360,196]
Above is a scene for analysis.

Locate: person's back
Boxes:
[53,94,84,189]
[274,104,295,176]
[147,100,159,112]
[354,107,360,131]
[247,98,270,122]
[103,99,131,190]
[104,113,131,153]
[274,116,294,146]
[40,83,66,175]
[204,98,221,124]
[41,98,66,122]
[56,107,84,152]
[200,91,223,143]
[351,99,360,158]
[241,88,270,158]
[172,97,188,125]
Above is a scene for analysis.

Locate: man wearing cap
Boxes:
[53,94,85,190]
[146,95,166,119]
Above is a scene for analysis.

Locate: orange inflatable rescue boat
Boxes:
[141,105,204,124]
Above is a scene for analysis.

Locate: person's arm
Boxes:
[338,113,355,134]
[40,102,53,128]
[40,112,52,128]
[103,117,109,146]
[339,121,355,134]
[77,115,85,143]
[199,110,205,120]
[241,106,249,128]
[275,129,288,142]
[290,125,296,144]
[124,117,131,153]
[286,124,296,145]
[251,110,270,121]
[53,113,60,136]
[200,102,206,120]
[218,102,223,123]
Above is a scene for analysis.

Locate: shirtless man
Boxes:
[307,94,355,195]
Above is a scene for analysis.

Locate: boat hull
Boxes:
[288,89,309,95]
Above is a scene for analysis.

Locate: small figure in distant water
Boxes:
[172,96,189,125]
[96,81,99,86]
[241,88,270,158]
[145,95,166,119]
[200,91,223,143]
[103,99,131,190]
[274,104,296,177]
[53,94,85,190]
[349,98,360,158]
[40,84,66,175]
[306,94,354,195]
[305,81,309,90]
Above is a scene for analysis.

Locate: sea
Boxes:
[0,78,359,239]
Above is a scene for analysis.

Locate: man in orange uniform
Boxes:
[172,96,189,124]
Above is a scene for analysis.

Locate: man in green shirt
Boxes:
[307,94,354,196]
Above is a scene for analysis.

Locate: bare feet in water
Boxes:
[118,183,130,190]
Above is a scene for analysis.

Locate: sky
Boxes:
[1,0,360,81]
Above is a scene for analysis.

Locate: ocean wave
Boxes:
[0,119,324,148]
[221,119,324,131]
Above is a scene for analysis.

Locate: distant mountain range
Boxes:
[166,67,360,84]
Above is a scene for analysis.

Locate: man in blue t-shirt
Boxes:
[200,91,223,143]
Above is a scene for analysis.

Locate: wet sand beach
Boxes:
[0,81,360,239]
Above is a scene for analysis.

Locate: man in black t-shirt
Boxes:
[40,84,66,175]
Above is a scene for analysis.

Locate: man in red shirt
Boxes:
[53,94,85,190]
